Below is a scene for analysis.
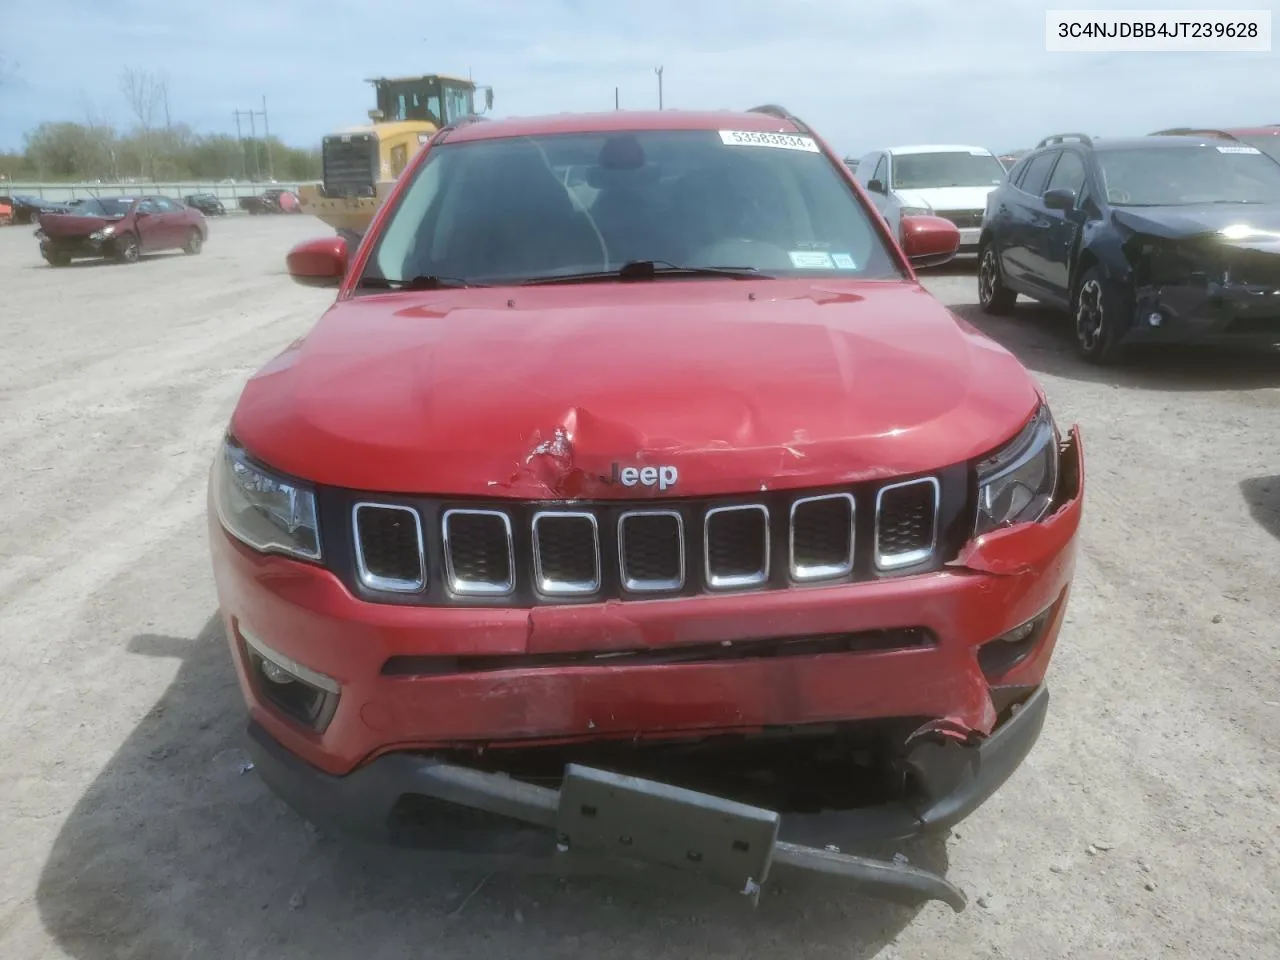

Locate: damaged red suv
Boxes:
[208,106,1085,911]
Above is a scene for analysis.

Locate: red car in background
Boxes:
[36,195,208,266]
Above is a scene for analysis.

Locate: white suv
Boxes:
[853,144,1008,254]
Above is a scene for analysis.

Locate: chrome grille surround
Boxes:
[703,503,771,590]
[873,477,941,571]
[788,492,856,581]
[617,509,686,592]
[531,510,601,596]
[441,508,516,596]
[351,502,426,593]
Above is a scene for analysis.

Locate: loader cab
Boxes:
[367,75,491,127]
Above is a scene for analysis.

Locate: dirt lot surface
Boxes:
[1,216,1277,960]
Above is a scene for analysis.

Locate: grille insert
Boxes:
[789,493,855,581]
[874,478,940,570]
[532,512,601,595]
[352,503,425,592]
[704,504,770,589]
[618,510,685,592]
[442,509,515,595]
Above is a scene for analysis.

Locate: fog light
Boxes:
[1148,312,1163,327]
[261,659,295,685]
[240,626,341,731]
[978,605,1056,679]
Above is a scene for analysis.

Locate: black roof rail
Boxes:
[747,103,812,135]
[1148,127,1236,139]
[1034,132,1094,148]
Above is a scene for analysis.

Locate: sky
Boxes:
[2,0,1279,159]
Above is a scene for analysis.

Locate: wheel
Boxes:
[1072,265,1128,365]
[977,244,1017,315]
[114,232,140,264]
[183,228,204,255]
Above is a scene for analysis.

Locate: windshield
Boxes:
[891,151,1006,189]
[1097,145,1280,206]
[1239,136,1280,166]
[365,128,902,287]
[71,197,135,217]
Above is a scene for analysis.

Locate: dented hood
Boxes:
[1112,202,1280,243]
[231,279,1041,498]
[38,213,120,238]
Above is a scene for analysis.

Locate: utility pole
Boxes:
[615,86,620,110]
[233,100,271,181]
[233,110,246,180]
[261,95,275,180]
[654,66,664,109]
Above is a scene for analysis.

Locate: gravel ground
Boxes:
[0,216,1276,960]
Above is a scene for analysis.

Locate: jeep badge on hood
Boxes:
[612,462,679,491]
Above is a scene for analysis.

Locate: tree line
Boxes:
[0,67,321,184]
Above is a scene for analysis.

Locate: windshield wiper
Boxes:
[520,260,769,285]
[356,274,479,290]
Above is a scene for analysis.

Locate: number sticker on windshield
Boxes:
[831,253,857,269]
[1217,145,1261,154]
[720,130,820,152]
[789,251,835,269]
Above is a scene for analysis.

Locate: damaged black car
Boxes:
[977,132,1280,364]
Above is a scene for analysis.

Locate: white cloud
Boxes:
[2,0,1278,157]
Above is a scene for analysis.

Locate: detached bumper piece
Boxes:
[246,686,1052,913]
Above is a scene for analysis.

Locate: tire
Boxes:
[183,228,204,255]
[114,232,140,264]
[43,249,70,267]
[1072,265,1128,365]
[977,243,1017,315]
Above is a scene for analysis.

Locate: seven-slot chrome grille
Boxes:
[338,473,954,606]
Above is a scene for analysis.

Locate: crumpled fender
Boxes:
[948,425,1084,578]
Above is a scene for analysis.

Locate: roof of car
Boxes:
[883,144,994,155]
[443,109,807,143]
[1092,134,1249,151]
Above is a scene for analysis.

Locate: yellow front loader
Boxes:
[297,74,493,243]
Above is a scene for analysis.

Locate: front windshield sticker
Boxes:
[1217,145,1261,154]
[831,253,857,269]
[789,250,835,269]
[719,130,820,153]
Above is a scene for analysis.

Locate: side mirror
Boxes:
[287,236,349,288]
[135,209,149,218]
[901,215,960,269]
[1044,187,1076,211]
[867,178,887,194]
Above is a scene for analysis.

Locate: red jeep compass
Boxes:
[208,106,1084,910]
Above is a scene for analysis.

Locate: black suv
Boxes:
[977,132,1280,363]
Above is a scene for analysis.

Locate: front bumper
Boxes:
[39,235,105,259]
[246,681,1049,911]
[1129,279,1280,345]
[213,429,1083,905]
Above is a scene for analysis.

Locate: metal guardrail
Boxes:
[0,180,312,204]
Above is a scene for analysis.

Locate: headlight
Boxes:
[88,226,116,241]
[211,439,321,560]
[974,404,1059,536]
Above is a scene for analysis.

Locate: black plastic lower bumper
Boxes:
[245,685,1050,912]
[1128,282,1280,346]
